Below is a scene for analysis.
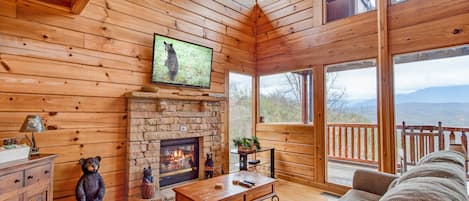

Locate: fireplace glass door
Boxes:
[160,138,199,187]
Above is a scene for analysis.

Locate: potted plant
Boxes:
[233,136,260,153]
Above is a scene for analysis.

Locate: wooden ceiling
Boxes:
[20,0,90,14]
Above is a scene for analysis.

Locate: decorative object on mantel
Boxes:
[76,156,105,201]
[19,115,46,156]
[141,166,155,199]
[204,153,214,179]
[232,136,261,153]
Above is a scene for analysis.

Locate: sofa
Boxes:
[339,150,468,201]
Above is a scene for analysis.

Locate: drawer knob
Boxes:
[44,170,49,174]
[14,179,20,183]
[27,175,34,180]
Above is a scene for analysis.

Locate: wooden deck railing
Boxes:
[327,123,469,167]
[327,123,378,165]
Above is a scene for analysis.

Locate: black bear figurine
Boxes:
[164,41,179,81]
[75,156,105,201]
[141,166,155,199]
[204,153,214,179]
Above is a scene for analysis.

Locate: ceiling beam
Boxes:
[70,0,90,14]
[19,0,89,14]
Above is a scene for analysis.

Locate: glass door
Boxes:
[229,72,253,172]
[325,59,379,186]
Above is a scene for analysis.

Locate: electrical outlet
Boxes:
[180,125,188,132]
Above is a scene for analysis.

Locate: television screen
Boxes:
[152,34,213,89]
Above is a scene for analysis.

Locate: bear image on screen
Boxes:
[152,34,213,88]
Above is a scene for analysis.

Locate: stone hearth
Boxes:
[125,92,225,200]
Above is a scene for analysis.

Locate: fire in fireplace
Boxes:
[160,138,199,187]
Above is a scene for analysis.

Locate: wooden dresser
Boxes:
[0,154,56,201]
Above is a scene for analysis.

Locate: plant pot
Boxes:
[237,145,256,153]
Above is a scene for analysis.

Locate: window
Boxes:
[325,59,379,186]
[393,45,469,174]
[326,0,376,22]
[259,70,312,123]
[229,72,253,172]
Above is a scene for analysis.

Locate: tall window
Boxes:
[393,45,469,174]
[259,70,312,123]
[229,72,253,172]
[326,0,376,22]
[325,59,378,186]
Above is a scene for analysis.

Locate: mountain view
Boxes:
[348,85,469,127]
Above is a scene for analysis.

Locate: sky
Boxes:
[228,52,469,102]
[330,54,469,101]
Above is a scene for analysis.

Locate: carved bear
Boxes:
[164,41,179,81]
[204,153,214,179]
[75,156,105,201]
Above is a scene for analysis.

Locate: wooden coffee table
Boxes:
[173,172,278,201]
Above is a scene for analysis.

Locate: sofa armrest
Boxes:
[352,169,398,196]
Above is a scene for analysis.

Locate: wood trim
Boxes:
[377,0,396,173]
[124,91,226,102]
[301,73,308,124]
[70,0,90,14]
[313,66,326,184]
[224,70,230,173]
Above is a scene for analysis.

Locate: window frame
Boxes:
[257,69,313,125]
[324,0,377,23]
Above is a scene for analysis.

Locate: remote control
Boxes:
[238,181,253,188]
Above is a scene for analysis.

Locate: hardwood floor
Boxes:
[268,180,340,201]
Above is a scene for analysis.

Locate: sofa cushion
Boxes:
[417,150,465,168]
[380,177,468,201]
[339,189,381,201]
[397,163,466,186]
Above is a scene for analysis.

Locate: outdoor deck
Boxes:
[326,123,469,186]
[327,161,376,186]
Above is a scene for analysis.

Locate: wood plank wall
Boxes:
[255,0,469,192]
[0,0,256,200]
[256,0,469,74]
[256,124,315,184]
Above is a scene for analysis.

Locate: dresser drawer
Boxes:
[25,164,51,186]
[0,171,23,194]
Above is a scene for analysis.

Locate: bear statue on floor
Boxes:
[75,156,105,201]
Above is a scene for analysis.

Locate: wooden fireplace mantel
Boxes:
[125,91,226,102]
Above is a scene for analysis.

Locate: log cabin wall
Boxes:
[255,0,469,192]
[256,124,315,184]
[0,0,256,200]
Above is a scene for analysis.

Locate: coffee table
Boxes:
[173,172,278,201]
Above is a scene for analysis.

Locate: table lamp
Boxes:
[19,115,46,156]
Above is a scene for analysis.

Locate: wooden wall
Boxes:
[256,124,315,184]
[255,0,469,193]
[0,0,255,200]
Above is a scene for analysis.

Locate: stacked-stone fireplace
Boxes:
[125,92,224,200]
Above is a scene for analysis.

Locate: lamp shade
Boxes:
[19,115,46,133]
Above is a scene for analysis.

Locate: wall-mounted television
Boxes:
[151,33,213,89]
